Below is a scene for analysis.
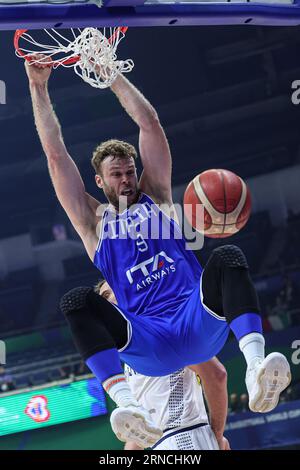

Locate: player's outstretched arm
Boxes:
[189,358,230,450]
[25,56,99,259]
[111,75,172,204]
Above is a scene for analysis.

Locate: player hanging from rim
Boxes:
[97,279,230,451]
[25,55,291,449]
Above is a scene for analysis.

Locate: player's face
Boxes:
[99,281,117,304]
[96,156,139,209]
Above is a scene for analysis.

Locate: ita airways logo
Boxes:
[126,251,176,291]
[25,395,50,423]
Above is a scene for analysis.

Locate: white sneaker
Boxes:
[110,404,163,449]
[246,352,291,413]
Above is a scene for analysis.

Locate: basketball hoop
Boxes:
[14,27,134,89]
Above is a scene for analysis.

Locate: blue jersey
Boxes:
[94,193,202,317]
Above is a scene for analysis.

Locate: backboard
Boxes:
[0,0,300,30]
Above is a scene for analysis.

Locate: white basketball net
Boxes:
[16,27,134,89]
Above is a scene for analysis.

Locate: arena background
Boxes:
[0,24,300,450]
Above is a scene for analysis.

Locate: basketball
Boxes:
[183,169,251,238]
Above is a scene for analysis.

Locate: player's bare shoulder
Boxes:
[139,179,179,225]
[78,193,105,261]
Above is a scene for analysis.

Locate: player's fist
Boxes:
[25,54,52,85]
[217,435,231,450]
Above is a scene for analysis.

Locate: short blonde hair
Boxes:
[91,139,137,175]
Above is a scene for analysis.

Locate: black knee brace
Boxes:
[60,286,93,316]
[60,286,128,359]
[202,245,260,324]
[212,244,249,269]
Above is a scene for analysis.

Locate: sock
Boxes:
[103,374,139,408]
[239,332,265,368]
[86,349,139,407]
[86,348,123,383]
[229,312,263,341]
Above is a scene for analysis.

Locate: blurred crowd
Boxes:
[0,360,90,395]
[0,366,15,393]
[262,274,300,332]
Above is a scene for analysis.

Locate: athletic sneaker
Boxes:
[110,404,163,448]
[246,352,291,413]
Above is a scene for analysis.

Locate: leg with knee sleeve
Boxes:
[60,286,131,401]
[60,286,128,359]
[202,245,291,412]
[60,286,163,447]
[202,244,264,359]
[202,244,260,325]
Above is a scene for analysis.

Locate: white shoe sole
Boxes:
[110,408,163,449]
[249,353,291,413]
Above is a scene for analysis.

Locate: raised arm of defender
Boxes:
[111,75,172,205]
[25,57,99,260]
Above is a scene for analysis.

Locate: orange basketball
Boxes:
[183,169,251,238]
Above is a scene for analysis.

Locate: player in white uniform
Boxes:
[97,280,230,451]
[125,366,222,450]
